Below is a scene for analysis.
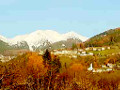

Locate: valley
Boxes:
[0,28,120,89]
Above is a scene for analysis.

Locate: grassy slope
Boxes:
[90,46,120,56]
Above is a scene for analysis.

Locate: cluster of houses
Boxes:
[88,63,115,73]
[51,49,94,56]
[0,54,15,62]
[50,47,111,58]
[85,46,111,51]
[51,50,93,59]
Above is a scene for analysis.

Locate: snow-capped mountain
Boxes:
[0,30,88,51]
[62,31,88,42]
[0,35,8,42]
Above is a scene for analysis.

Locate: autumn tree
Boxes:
[105,54,120,65]
[79,42,85,49]
[68,60,92,90]
[26,52,47,89]
[43,49,51,65]
[51,55,61,73]
[43,53,61,90]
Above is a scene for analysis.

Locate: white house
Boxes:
[98,49,101,51]
[93,48,97,51]
[106,68,112,71]
[107,47,111,50]
[82,51,86,54]
[85,48,90,51]
[88,52,94,56]
[101,65,107,68]
[93,69,103,73]
[101,47,105,51]
[88,63,113,73]
[80,53,87,56]
[78,49,83,52]
[107,63,114,68]
[72,55,77,59]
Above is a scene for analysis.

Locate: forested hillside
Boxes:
[85,28,120,47]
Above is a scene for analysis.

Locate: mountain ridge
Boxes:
[0,30,88,51]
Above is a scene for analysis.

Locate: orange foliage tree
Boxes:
[27,52,47,78]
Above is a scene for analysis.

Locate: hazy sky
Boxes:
[0,0,120,38]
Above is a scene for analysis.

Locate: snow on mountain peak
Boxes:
[63,31,88,41]
[9,34,28,45]
[0,30,88,51]
[25,30,63,48]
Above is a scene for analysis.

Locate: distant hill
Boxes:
[85,28,120,47]
[0,40,29,54]
[0,40,12,54]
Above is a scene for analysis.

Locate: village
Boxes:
[0,46,120,73]
[39,46,120,73]
[50,46,111,57]
[50,46,120,72]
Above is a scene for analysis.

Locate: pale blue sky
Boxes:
[0,0,120,38]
